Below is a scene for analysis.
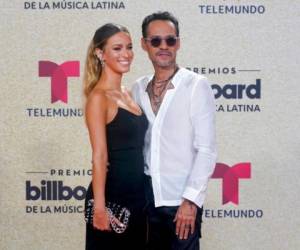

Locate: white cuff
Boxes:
[182,186,206,208]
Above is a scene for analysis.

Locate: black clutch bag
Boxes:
[84,199,131,234]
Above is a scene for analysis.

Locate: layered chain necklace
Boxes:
[150,66,179,114]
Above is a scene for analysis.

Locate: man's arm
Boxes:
[175,76,217,239]
[182,76,217,207]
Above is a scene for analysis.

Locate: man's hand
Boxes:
[173,199,197,240]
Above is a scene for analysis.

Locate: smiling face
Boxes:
[141,20,180,69]
[97,31,133,74]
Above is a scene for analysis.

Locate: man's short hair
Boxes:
[142,11,179,38]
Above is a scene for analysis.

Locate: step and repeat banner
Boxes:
[1,0,299,249]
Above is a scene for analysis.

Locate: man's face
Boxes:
[141,20,180,69]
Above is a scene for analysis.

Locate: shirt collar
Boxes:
[144,67,183,92]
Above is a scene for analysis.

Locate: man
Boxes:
[132,11,217,250]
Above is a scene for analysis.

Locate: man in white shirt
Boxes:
[132,11,217,250]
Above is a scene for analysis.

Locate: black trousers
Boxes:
[145,175,203,250]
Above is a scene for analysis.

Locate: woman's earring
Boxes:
[95,54,105,67]
[96,54,105,67]
[100,59,105,67]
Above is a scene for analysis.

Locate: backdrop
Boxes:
[1,0,299,249]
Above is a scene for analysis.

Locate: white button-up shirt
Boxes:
[132,67,217,208]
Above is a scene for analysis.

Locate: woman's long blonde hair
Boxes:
[83,23,129,97]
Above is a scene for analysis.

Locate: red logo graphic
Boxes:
[39,61,80,103]
[212,162,251,205]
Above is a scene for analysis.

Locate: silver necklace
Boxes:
[150,66,179,113]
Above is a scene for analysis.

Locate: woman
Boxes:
[83,23,148,250]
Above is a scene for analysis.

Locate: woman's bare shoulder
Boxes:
[86,88,108,108]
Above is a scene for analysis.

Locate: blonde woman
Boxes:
[83,23,147,250]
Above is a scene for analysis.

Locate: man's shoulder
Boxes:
[178,68,208,89]
[179,68,208,82]
[133,74,152,91]
[135,74,152,84]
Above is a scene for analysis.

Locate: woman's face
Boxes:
[100,31,134,74]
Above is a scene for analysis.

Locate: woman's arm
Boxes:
[85,90,110,231]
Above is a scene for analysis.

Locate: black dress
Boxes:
[85,107,148,250]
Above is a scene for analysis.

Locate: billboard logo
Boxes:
[212,162,251,205]
[39,61,80,103]
[212,79,261,99]
[26,180,86,200]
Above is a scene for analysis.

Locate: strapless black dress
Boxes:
[85,107,148,250]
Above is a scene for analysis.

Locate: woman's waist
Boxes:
[108,148,144,162]
[107,145,144,152]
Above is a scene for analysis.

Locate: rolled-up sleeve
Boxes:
[182,77,217,208]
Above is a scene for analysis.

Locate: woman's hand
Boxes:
[93,207,111,231]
